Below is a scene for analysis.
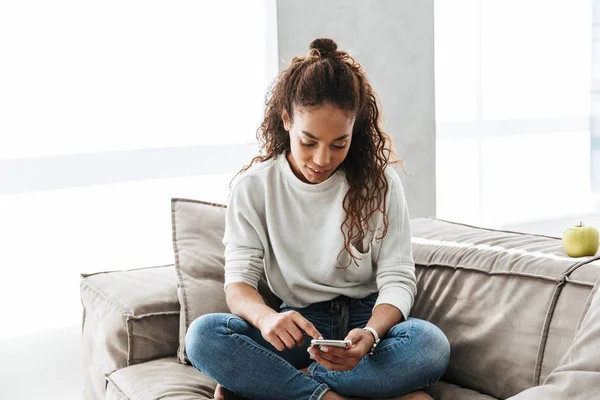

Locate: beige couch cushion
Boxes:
[425,381,498,400]
[537,259,600,383]
[508,275,600,400]
[80,266,180,400]
[106,357,215,400]
[410,218,600,399]
[105,358,498,400]
[171,198,280,364]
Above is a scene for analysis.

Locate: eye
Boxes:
[301,142,316,147]
[331,144,347,150]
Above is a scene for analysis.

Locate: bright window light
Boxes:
[0,0,267,159]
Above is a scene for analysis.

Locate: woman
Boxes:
[185,38,450,400]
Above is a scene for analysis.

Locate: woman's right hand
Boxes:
[258,310,322,351]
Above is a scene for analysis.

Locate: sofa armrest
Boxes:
[80,265,180,400]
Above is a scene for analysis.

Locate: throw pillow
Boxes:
[171,198,281,364]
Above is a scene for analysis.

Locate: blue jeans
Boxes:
[185,293,450,400]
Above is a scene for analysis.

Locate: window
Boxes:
[0,0,275,338]
[435,0,593,233]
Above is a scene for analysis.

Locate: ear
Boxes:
[281,108,291,131]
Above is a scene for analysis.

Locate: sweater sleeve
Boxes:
[373,169,417,319]
[222,176,266,292]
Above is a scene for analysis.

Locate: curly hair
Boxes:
[236,38,403,267]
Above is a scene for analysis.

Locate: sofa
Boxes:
[80,198,600,399]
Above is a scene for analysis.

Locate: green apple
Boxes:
[562,222,600,257]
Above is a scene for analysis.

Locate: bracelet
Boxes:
[362,326,380,355]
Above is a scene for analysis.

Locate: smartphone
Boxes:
[310,339,352,348]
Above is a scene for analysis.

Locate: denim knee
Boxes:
[420,321,451,384]
[185,313,230,367]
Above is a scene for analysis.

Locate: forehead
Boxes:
[293,104,355,138]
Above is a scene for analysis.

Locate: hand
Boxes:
[307,328,375,371]
[258,310,322,351]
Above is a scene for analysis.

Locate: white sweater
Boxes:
[223,152,417,318]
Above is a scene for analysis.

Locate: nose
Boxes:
[313,146,331,167]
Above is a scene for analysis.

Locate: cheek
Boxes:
[333,149,350,165]
[291,144,309,163]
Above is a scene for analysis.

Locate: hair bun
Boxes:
[309,38,338,57]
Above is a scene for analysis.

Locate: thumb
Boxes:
[344,329,364,348]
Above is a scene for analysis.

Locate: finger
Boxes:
[318,345,357,360]
[318,348,363,371]
[267,335,288,352]
[345,329,362,344]
[291,312,321,339]
[340,346,366,360]
[278,330,298,350]
[283,320,307,347]
[345,329,373,352]
[263,321,289,351]
[316,347,356,365]
[314,352,354,372]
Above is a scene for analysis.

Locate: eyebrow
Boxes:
[302,131,349,141]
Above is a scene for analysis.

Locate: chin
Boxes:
[306,176,324,183]
[304,171,330,183]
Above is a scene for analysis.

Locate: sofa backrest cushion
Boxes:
[507,274,600,399]
[410,218,600,399]
[171,198,280,364]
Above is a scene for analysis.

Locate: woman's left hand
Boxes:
[307,328,375,371]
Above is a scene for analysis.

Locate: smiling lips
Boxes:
[307,166,330,174]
